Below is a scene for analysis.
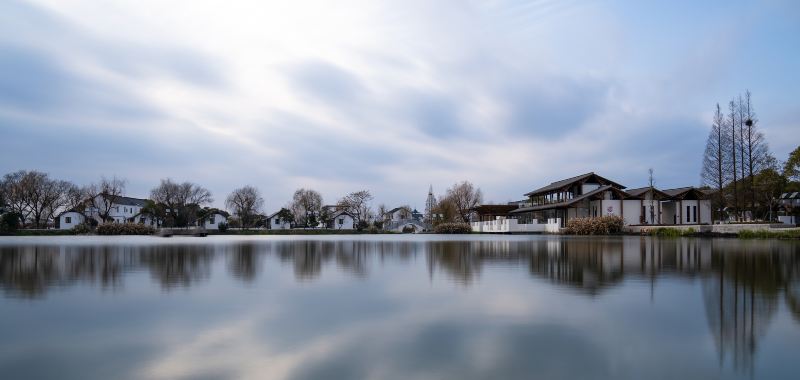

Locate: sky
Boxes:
[1,0,799,211]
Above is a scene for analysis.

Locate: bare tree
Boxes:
[85,176,127,223]
[377,204,388,221]
[728,100,740,221]
[337,190,373,227]
[289,188,323,227]
[150,179,213,227]
[742,90,773,213]
[226,185,264,228]
[702,103,730,221]
[445,181,483,223]
[0,170,78,228]
[432,195,459,224]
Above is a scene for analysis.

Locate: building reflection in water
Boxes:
[1,237,798,372]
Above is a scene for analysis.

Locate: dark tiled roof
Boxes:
[115,196,148,207]
[661,187,711,200]
[625,186,672,199]
[512,185,640,213]
[523,172,626,197]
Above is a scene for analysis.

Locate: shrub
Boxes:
[95,223,155,235]
[402,225,416,233]
[71,223,92,235]
[0,212,22,232]
[218,222,229,232]
[434,222,472,234]
[564,215,625,235]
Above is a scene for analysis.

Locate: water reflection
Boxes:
[1,237,799,376]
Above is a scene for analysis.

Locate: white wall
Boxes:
[203,214,227,230]
[270,217,291,230]
[333,214,355,230]
[58,212,85,230]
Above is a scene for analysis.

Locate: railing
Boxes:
[471,218,560,233]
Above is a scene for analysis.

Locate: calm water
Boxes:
[1,235,799,380]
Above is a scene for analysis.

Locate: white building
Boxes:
[266,210,291,230]
[57,195,155,229]
[471,172,713,233]
[328,210,355,230]
[201,212,228,230]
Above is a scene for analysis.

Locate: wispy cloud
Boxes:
[1,0,798,209]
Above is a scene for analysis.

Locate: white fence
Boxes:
[472,218,561,233]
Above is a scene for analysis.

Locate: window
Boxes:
[65,216,72,224]
[209,216,215,224]
[693,206,697,223]
[339,218,344,225]
[686,205,691,223]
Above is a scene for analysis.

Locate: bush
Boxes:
[71,223,92,235]
[434,222,472,234]
[0,212,22,232]
[218,222,229,232]
[564,215,625,235]
[402,225,416,233]
[95,223,155,235]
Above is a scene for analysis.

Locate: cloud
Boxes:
[1,0,798,208]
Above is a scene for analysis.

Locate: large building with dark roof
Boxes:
[474,172,712,231]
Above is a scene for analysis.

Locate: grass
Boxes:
[647,227,697,237]
[738,229,800,239]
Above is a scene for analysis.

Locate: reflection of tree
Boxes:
[702,244,788,373]
[139,245,214,290]
[226,243,260,282]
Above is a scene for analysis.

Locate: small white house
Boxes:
[57,211,86,229]
[266,211,291,230]
[202,212,228,230]
[328,210,355,230]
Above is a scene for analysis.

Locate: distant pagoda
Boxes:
[424,185,436,223]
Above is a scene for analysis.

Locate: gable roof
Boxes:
[512,185,640,213]
[625,186,672,199]
[662,187,709,200]
[524,172,626,197]
[113,196,148,207]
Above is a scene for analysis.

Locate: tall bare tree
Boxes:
[289,188,323,227]
[742,90,772,213]
[445,181,483,223]
[85,176,127,223]
[727,100,739,221]
[702,104,730,221]
[150,179,213,227]
[226,185,264,228]
[337,190,373,227]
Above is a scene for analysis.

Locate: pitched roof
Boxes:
[662,187,710,200]
[625,186,672,199]
[114,196,148,207]
[524,172,626,197]
[512,185,639,213]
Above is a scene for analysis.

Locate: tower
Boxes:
[425,185,436,223]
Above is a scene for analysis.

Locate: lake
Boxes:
[1,235,799,380]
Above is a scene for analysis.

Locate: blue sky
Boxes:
[1,0,798,210]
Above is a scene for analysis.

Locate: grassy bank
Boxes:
[737,229,800,240]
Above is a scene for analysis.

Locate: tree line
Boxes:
[0,170,485,230]
[701,90,800,221]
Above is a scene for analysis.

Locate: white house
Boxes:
[57,195,154,229]
[328,210,355,230]
[266,210,291,230]
[201,212,228,230]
